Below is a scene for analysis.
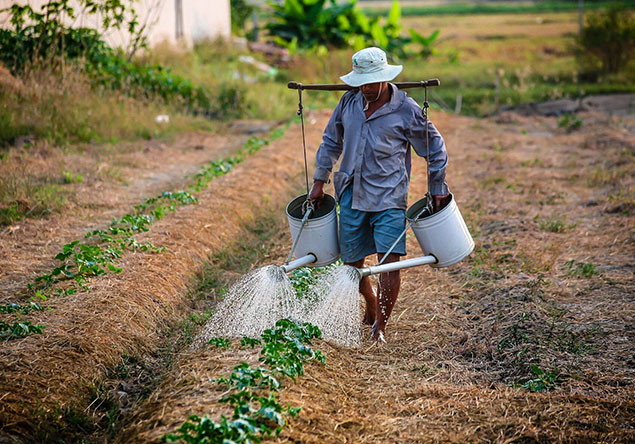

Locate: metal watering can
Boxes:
[281,193,340,273]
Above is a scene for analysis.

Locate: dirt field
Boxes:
[0,106,633,443]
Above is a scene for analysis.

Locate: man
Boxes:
[308,47,450,343]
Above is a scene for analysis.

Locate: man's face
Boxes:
[359,82,387,102]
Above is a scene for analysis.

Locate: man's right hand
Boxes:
[309,180,325,207]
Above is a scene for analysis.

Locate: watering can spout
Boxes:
[281,253,317,273]
[357,255,438,278]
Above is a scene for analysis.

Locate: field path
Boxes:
[115,110,634,443]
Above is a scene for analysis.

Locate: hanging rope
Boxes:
[423,85,434,216]
[283,85,315,265]
[297,87,311,198]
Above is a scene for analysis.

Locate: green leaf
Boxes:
[107,263,123,273]
[387,0,401,28]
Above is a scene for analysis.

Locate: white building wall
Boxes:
[0,0,231,49]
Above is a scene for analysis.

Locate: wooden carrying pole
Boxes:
[288,79,440,91]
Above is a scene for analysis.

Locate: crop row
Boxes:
[164,319,325,444]
[0,127,287,341]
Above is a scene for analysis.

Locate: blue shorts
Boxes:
[338,185,407,263]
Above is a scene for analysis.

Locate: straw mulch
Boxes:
[114,110,634,443]
[0,113,330,441]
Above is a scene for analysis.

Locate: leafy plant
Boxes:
[519,365,561,392]
[1,320,46,340]
[265,0,437,59]
[240,337,262,349]
[565,260,598,277]
[231,0,255,37]
[0,1,212,113]
[0,0,141,73]
[409,28,440,60]
[558,113,583,132]
[165,320,324,444]
[214,362,281,391]
[289,260,341,298]
[0,301,44,315]
[209,337,231,349]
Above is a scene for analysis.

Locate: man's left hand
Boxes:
[433,194,450,212]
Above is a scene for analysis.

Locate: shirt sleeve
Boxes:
[406,109,449,196]
[313,96,345,183]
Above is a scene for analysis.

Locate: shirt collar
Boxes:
[357,83,406,121]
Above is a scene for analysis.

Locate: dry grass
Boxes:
[0,62,221,226]
[0,62,216,147]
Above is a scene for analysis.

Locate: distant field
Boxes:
[360,0,634,16]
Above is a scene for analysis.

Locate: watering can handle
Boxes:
[377,197,432,266]
[285,203,314,265]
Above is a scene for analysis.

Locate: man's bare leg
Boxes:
[371,253,401,341]
[345,258,377,325]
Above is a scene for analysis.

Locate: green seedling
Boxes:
[165,320,323,444]
[62,171,83,184]
[15,127,288,343]
[214,363,281,391]
[518,365,561,392]
[240,337,262,349]
[565,260,598,277]
[558,113,583,132]
[0,320,46,340]
[208,337,231,349]
[0,301,44,314]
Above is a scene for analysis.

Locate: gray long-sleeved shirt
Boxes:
[313,83,449,212]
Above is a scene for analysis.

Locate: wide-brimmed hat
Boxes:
[340,47,402,87]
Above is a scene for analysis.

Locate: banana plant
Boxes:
[409,28,440,60]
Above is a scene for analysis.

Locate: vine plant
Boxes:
[165,319,325,443]
[0,127,287,341]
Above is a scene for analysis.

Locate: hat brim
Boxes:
[340,65,402,87]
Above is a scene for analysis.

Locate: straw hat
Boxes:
[340,47,403,87]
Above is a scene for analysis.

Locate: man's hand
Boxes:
[433,194,450,213]
[309,180,325,207]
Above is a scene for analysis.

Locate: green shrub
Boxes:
[265,0,436,59]
[0,1,211,113]
[576,5,635,74]
[0,1,135,73]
